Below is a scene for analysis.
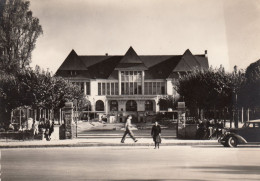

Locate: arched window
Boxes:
[126,100,137,111]
[96,100,104,111]
[110,100,118,111]
[82,105,91,111]
[145,100,153,111]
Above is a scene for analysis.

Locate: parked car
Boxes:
[218,120,260,147]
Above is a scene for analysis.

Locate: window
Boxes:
[161,83,165,95]
[102,83,106,95]
[134,82,137,94]
[111,83,115,95]
[130,83,133,95]
[125,82,129,95]
[138,83,142,95]
[107,83,110,95]
[110,100,118,111]
[120,71,142,95]
[144,82,148,95]
[145,100,153,111]
[156,82,161,94]
[86,82,90,95]
[80,82,84,93]
[126,100,137,111]
[115,83,119,95]
[149,82,152,95]
[96,100,104,111]
[121,83,125,95]
[152,82,157,95]
[98,83,101,95]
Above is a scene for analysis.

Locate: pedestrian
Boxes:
[151,121,161,149]
[121,115,138,143]
[45,120,53,141]
[196,119,206,139]
[216,120,224,138]
[32,120,39,135]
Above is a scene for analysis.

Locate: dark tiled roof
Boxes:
[55,47,209,79]
[115,46,148,70]
[57,50,87,70]
[145,56,182,79]
[87,56,122,79]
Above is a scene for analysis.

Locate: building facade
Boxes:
[55,47,209,122]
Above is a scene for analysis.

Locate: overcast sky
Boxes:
[29,0,260,73]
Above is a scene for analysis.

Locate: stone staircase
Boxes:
[76,132,176,139]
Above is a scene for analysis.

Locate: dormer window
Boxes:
[68,70,78,76]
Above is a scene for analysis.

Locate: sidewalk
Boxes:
[0,138,218,148]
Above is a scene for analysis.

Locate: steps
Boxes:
[77,133,175,139]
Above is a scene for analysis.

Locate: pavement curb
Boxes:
[0,141,219,149]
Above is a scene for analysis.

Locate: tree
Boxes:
[0,0,43,73]
[0,69,23,125]
[176,66,246,122]
[0,66,86,125]
[240,60,260,108]
[158,95,177,111]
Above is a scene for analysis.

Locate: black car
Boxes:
[218,120,260,147]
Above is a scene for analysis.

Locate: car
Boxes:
[218,119,260,147]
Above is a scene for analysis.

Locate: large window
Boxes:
[71,82,90,95]
[126,100,137,111]
[96,100,104,111]
[121,71,142,95]
[144,82,166,95]
[98,82,118,95]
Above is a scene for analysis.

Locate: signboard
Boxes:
[178,102,185,109]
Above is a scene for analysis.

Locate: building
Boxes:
[55,47,209,122]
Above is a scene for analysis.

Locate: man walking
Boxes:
[121,115,138,143]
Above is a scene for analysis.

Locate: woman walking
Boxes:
[151,121,161,149]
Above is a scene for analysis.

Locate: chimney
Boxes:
[205,50,208,58]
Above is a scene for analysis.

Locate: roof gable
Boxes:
[173,49,201,72]
[57,50,87,70]
[115,47,148,70]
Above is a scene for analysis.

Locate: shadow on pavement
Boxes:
[180,165,260,175]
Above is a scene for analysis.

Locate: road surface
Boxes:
[1,145,260,181]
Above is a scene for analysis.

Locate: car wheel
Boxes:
[227,136,238,147]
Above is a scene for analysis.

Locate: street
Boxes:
[1,145,260,181]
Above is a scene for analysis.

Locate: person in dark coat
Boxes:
[45,120,54,141]
[196,120,206,140]
[151,121,161,149]
[215,120,224,138]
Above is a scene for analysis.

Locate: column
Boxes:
[247,108,250,122]
[241,107,244,123]
[118,70,121,95]
[166,79,173,95]
[105,99,108,114]
[59,108,62,125]
[142,71,145,95]
[84,82,87,95]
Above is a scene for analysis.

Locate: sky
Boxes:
[29,0,260,74]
